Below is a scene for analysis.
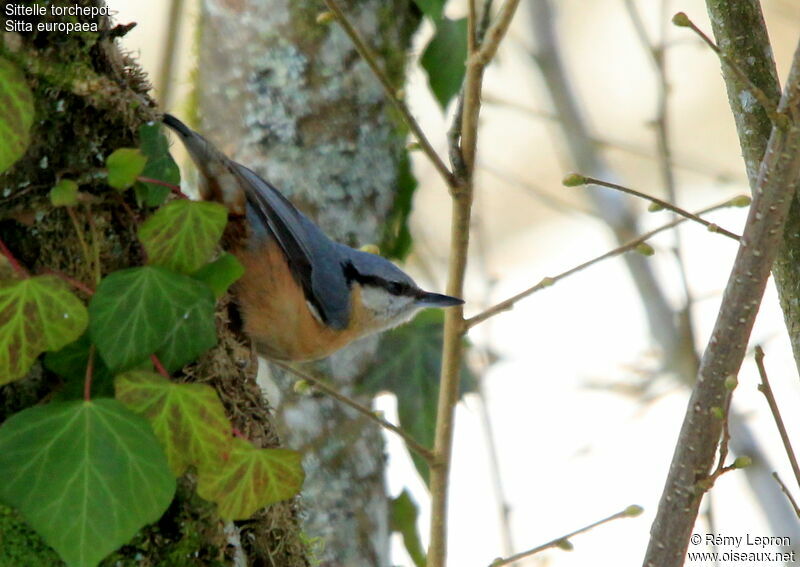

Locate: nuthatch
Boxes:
[162,114,463,362]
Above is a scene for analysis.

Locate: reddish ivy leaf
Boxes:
[115,370,232,476]
[0,276,88,385]
[197,438,304,520]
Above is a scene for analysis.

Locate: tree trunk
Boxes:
[194,1,421,565]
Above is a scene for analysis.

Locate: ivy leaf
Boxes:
[135,122,181,207]
[0,275,88,385]
[413,0,446,22]
[0,57,34,174]
[115,370,232,476]
[192,253,245,298]
[391,490,426,567]
[44,332,114,400]
[138,200,228,274]
[88,266,216,373]
[49,179,79,207]
[106,148,147,190]
[0,399,176,567]
[421,17,467,109]
[197,438,304,520]
[380,152,416,261]
[361,310,475,485]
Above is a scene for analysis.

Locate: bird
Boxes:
[162,114,463,362]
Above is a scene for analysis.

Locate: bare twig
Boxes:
[465,197,746,330]
[429,2,523,565]
[489,505,643,566]
[623,0,697,363]
[672,12,784,128]
[272,360,435,463]
[566,174,741,241]
[321,0,455,187]
[772,472,800,519]
[643,37,800,567]
[755,346,800,491]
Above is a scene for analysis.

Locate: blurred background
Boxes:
[111,1,800,565]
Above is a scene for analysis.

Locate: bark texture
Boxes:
[704,1,800,379]
[195,2,420,565]
[0,3,308,566]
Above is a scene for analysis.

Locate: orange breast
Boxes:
[234,238,370,361]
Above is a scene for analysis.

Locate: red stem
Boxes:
[84,345,95,401]
[137,176,189,199]
[43,269,95,296]
[150,354,170,377]
[0,237,29,277]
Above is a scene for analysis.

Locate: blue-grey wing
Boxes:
[233,164,352,329]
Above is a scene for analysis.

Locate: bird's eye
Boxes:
[387,282,404,295]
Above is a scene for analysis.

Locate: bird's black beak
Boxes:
[417,291,464,308]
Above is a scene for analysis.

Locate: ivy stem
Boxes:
[42,269,96,296]
[137,176,189,199]
[150,354,170,378]
[0,236,29,277]
[84,345,96,402]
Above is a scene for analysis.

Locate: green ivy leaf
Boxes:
[138,200,228,274]
[88,266,216,373]
[106,148,147,190]
[0,276,88,385]
[197,438,304,520]
[0,57,34,174]
[192,253,245,298]
[115,370,232,476]
[135,122,181,207]
[0,399,176,567]
[391,490,426,567]
[413,0,446,22]
[44,332,114,400]
[49,179,79,207]
[380,152,416,261]
[421,17,467,109]
[361,310,475,485]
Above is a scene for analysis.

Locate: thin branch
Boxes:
[489,505,643,566]
[567,174,740,241]
[472,0,522,66]
[465,197,747,330]
[272,360,435,463]
[643,36,800,567]
[429,3,523,564]
[672,12,784,128]
[755,346,800,491]
[623,0,696,358]
[321,0,455,188]
[483,93,741,182]
[772,472,800,519]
